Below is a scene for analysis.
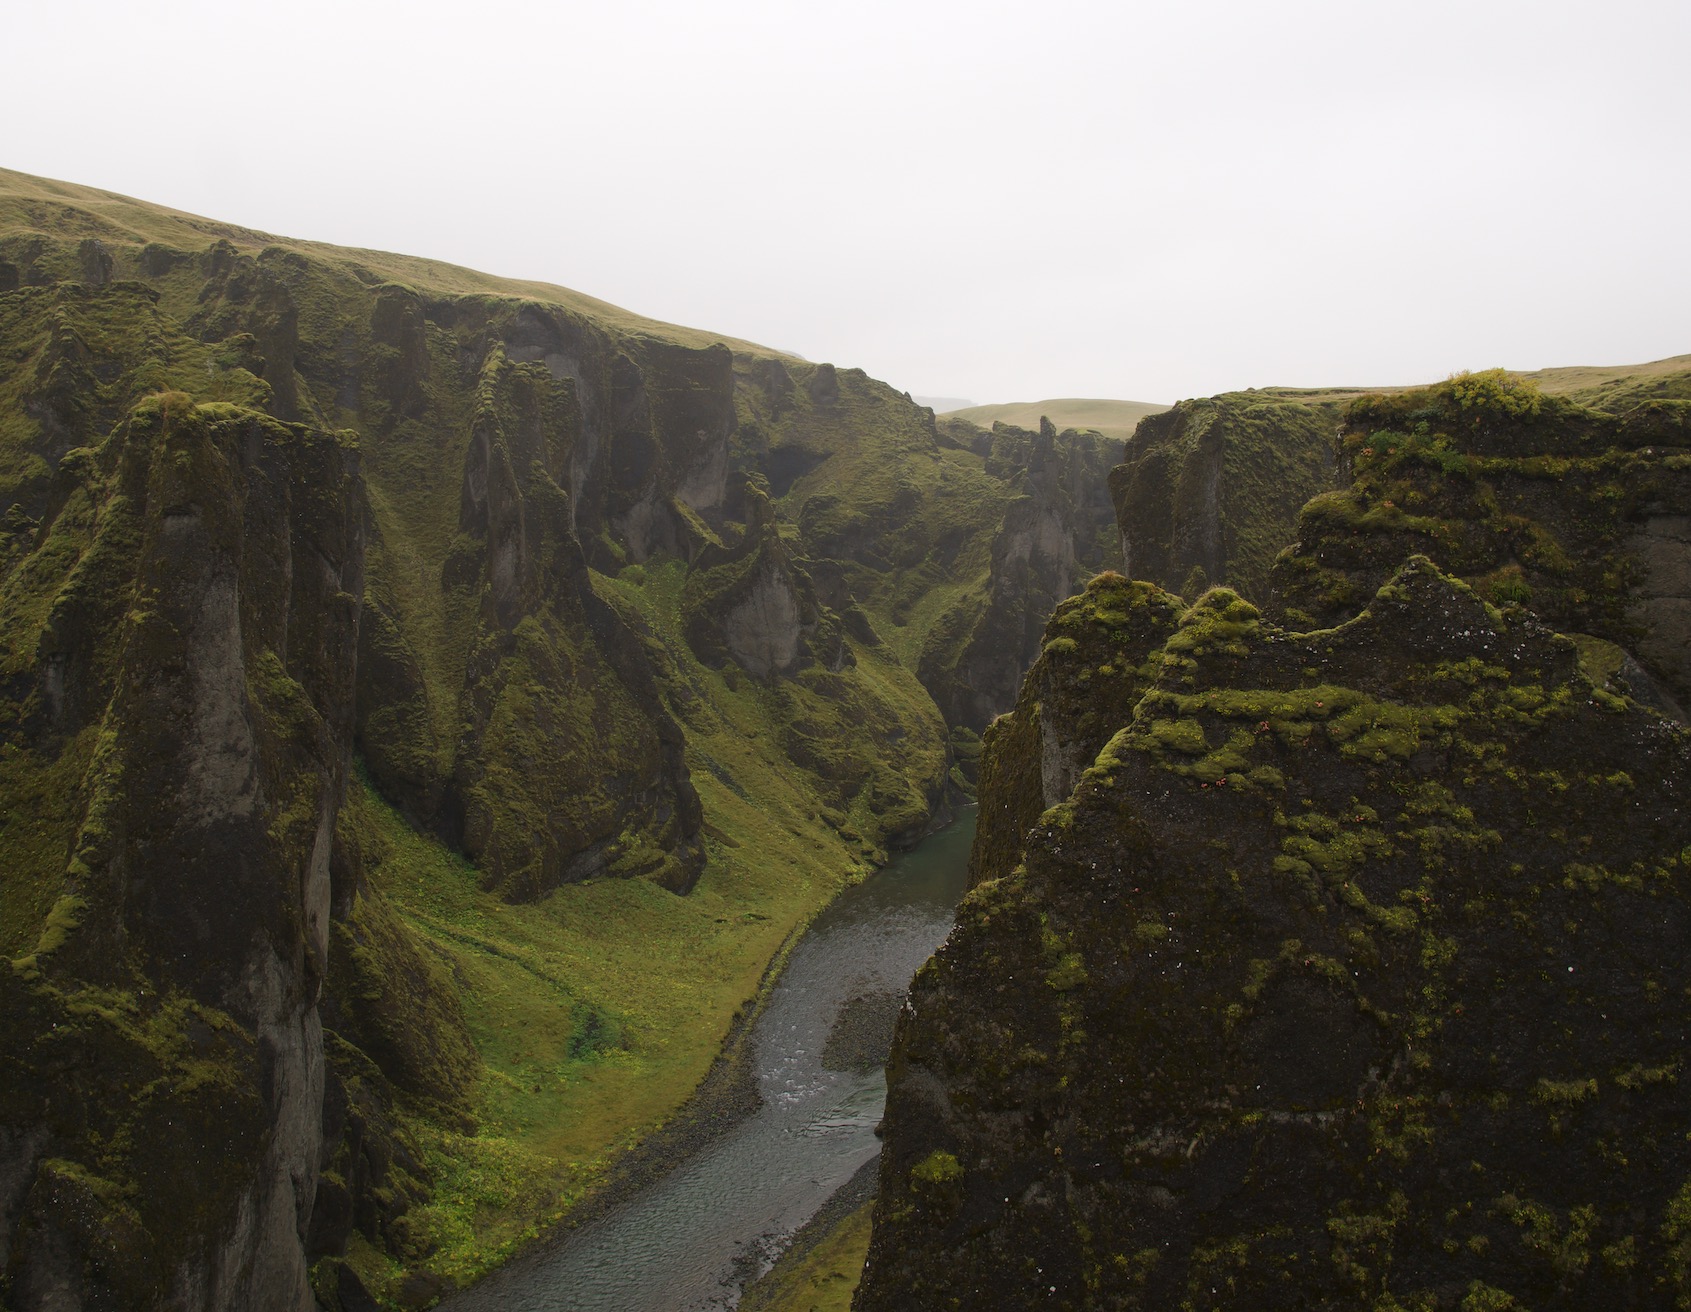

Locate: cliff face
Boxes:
[0,170,1115,1307]
[1272,373,1691,714]
[0,282,365,1308]
[917,418,1122,733]
[1110,392,1339,602]
[862,379,1691,1311]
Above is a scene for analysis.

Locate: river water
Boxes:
[443,808,976,1312]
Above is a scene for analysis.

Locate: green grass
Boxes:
[335,551,953,1291]
[740,1199,874,1312]
[349,756,865,1288]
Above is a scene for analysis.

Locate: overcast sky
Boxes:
[6,0,1687,404]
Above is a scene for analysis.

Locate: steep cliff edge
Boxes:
[1272,371,1691,713]
[1110,391,1340,602]
[863,561,1691,1310]
[862,379,1691,1310]
[0,317,365,1309]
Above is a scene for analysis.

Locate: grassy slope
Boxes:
[333,548,943,1294]
[1523,352,1691,393]
[942,397,1168,440]
[741,1200,874,1312]
[0,166,787,359]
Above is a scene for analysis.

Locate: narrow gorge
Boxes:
[1,166,1688,1312]
[0,168,1116,1310]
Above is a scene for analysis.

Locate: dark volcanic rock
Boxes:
[1,391,366,1311]
[1271,372,1691,712]
[861,559,1691,1311]
[1112,392,1338,603]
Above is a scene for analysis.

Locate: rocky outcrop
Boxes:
[862,560,1691,1311]
[967,572,1186,892]
[1271,373,1691,712]
[684,481,831,682]
[1,385,365,1311]
[863,373,1691,1311]
[1111,392,1338,602]
[919,419,1122,732]
[447,345,705,898]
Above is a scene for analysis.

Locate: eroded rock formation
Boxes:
[1111,391,1339,601]
[863,375,1691,1311]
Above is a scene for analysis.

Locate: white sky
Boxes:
[6,0,1687,404]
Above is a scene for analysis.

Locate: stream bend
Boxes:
[443,808,977,1311]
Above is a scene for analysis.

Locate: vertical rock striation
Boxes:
[2,387,364,1310]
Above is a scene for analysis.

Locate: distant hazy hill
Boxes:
[1235,354,1691,410]
[1521,353,1691,408]
[942,397,1169,441]
[912,394,974,411]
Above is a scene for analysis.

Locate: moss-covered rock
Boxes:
[1111,391,1340,603]
[1271,371,1691,714]
[862,554,1691,1310]
[1,381,365,1309]
[970,570,1186,891]
[683,479,830,681]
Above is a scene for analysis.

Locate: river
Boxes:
[442,807,977,1312]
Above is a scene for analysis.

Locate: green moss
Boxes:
[1046,952,1087,992]
[911,1149,963,1186]
[1531,1077,1597,1106]
[1459,1283,1520,1311]
[1146,717,1207,755]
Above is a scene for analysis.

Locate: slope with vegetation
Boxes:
[862,374,1691,1309]
[0,169,1117,1311]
